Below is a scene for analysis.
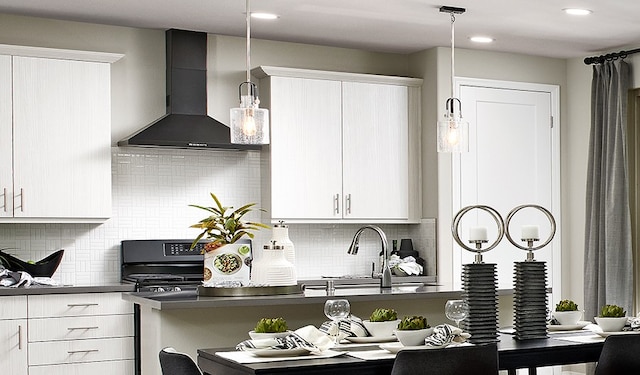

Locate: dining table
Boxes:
[197,331,607,375]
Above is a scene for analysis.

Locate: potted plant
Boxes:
[248,317,290,340]
[362,308,401,337]
[190,193,269,287]
[393,316,433,346]
[595,304,628,332]
[552,299,583,326]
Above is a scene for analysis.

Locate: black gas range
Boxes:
[121,239,207,292]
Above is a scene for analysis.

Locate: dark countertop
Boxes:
[0,283,135,296]
[122,282,514,310]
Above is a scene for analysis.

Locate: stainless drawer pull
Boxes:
[68,326,99,331]
[18,324,22,350]
[2,188,6,212]
[346,194,352,214]
[334,194,340,214]
[67,303,99,307]
[68,349,99,354]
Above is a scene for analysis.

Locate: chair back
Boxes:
[391,343,498,375]
[595,334,640,375]
[159,347,203,375]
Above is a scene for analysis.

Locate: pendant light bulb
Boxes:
[230,0,269,145]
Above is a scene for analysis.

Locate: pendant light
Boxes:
[437,6,468,153]
[230,0,269,145]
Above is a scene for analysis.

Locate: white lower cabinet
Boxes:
[28,360,135,375]
[0,296,27,375]
[27,293,135,373]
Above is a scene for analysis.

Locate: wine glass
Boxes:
[445,299,469,328]
[324,299,350,344]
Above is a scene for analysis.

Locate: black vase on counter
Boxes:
[0,249,64,277]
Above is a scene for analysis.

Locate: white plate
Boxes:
[547,321,590,331]
[249,348,311,357]
[346,336,397,343]
[596,331,640,338]
[379,342,449,354]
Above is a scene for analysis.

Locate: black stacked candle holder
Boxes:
[505,204,556,340]
[452,205,504,344]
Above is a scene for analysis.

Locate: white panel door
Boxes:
[454,84,558,291]
[342,82,409,219]
[12,56,111,218]
[270,76,343,219]
[0,55,12,217]
[0,320,28,375]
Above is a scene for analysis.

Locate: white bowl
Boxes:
[394,327,434,346]
[594,317,628,332]
[248,330,290,340]
[552,311,583,325]
[362,319,401,337]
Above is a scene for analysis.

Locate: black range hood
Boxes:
[118,29,260,150]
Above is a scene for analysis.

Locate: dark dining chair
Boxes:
[159,347,203,375]
[390,343,499,375]
[594,334,640,375]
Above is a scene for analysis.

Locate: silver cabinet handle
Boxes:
[346,194,352,214]
[67,349,99,354]
[68,326,99,331]
[2,188,6,212]
[67,303,99,307]
[334,194,340,214]
[18,324,22,350]
[19,188,24,212]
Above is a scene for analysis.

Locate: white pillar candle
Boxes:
[469,226,488,241]
[521,225,540,240]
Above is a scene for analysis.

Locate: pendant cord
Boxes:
[450,13,455,101]
[245,0,251,84]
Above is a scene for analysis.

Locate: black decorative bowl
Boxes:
[0,249,64,277]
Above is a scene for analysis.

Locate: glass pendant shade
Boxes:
[230,93,269,144]
[437,114,468,153]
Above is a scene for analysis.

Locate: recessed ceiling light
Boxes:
[470,36,494,43]
[251,12,279,20]
[563,8,592,16]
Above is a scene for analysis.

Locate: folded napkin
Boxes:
[424,324,470,347]
[319,314,369,339]
[236,325,333,353]
[623,317,640,331]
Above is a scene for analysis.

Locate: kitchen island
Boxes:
[123,282,515,375]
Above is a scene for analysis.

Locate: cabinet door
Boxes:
[270,76,343,219]
[0,320,28,375]
[342,82,409,219]
[0,55,11,217]
[12,56,111,219]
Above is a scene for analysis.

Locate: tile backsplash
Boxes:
[0,147,435,285]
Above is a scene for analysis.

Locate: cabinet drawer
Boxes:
[29,359,134,375]
[29,314,133,342]
[0,295,27,319]
[28,293,132,318]
[28,337,134,365]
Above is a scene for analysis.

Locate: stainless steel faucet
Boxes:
[347,225,392,288]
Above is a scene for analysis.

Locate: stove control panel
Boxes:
[164,242,206,256]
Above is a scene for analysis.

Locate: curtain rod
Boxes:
[584,48,640,65]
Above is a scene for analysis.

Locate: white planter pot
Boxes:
[552,311,583,325]
[394,327,434,346]
[594,316,628,332]
[362,319,401,337]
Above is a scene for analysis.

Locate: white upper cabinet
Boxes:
[0,47,121,222]
[255,66,422,223]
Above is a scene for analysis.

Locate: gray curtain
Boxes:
[584,60,633,322]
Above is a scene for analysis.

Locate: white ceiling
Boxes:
[0,0,639,60]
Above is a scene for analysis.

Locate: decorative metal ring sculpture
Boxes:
[452,205,505,260]
[504,204,556,253]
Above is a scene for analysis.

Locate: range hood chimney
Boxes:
[118,29,260,150]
